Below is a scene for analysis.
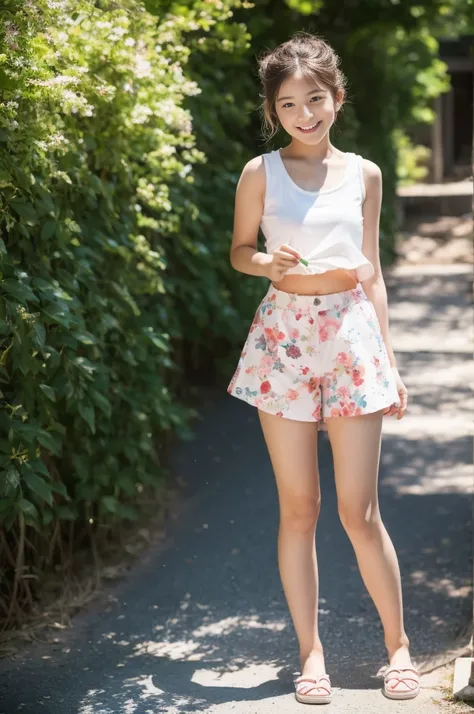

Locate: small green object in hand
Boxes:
[299,257,309,266]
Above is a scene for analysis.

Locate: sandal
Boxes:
[294,673,332,704]
[382,666,420,700]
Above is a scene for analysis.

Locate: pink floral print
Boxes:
[227,285,399,427]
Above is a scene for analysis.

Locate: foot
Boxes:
[300,649,327,679]
[385,645,419,696]
[296,652,332,704]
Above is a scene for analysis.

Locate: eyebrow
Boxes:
[277,88,327,102]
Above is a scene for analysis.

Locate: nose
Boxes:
[299,104,314,122]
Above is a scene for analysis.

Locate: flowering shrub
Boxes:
[0,0,250,625]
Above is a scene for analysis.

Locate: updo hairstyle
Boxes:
[258,32,347,140]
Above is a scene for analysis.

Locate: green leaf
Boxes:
[78,404,95,434]
[12,421,40,445]
[89,389,111,417]
[0,465,20,496]
[1,279,38,304]
[41,219,57,240]
[50,481,71,501]
[37,429,62,456]
[27,458,50,479]
[32,322,46,348]
[147,331,169,352]
[10,199,38,224]
[42,509,54,526]
[71,331,97,345]
[42,302,71,328]
[18,498,39,519]
[23,471,53,506]
[39,384,57,402]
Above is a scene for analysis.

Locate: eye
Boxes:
[282,102,294,109]
[310,95,323,102]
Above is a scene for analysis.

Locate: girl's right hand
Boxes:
[264,244,302,282]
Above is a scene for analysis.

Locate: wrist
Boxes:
[252,252,272,278]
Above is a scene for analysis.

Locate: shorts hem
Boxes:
[227,389,399,426]
[227,389,398,422]
[227,388,321,424]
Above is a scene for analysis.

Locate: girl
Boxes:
[227,32,420,704]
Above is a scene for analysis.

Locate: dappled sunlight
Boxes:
[193,614,287,637]
[191,662,280,688]
[411,572,471,599]
[386,269,473,354]
[382,448,472,495]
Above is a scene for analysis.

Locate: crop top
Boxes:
[260,149,374,281]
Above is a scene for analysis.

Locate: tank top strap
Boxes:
[262,150,283,203]
[263,150,283,177]
[352,153,366,202]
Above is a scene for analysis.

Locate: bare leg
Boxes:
[326,410,415,691]
[258,410,326,678]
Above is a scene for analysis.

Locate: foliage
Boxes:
[0,0,248,626]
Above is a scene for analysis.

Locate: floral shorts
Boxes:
[227,284,400,428]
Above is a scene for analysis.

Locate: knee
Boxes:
[280,494,322,534]
[338,502,381,538]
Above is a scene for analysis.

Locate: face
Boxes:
[274,69,342,143]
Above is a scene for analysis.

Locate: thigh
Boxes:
[258,410,321,506]
[325,410,384,517]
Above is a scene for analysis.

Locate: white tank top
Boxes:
[260,150,374,281]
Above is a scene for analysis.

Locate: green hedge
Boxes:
[0,1,251,627]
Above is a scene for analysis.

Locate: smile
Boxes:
[297,121,322,133]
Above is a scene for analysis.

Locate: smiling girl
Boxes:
[227,32,420,704]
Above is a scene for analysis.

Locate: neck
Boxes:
[284,137,338,160]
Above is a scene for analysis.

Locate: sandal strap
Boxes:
[384,667,420,690]
[296,676,332,696]
[385,666,419,678]
[296,675,331,684]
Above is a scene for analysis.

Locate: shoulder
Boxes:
[240,154,267,178]
[237,153,267,191]
[359,157,382,200]
[360,157,382,184]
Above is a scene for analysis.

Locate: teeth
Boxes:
[299,122,319,130]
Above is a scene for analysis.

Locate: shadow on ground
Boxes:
[0,389,471,713]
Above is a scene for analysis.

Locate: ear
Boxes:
[335,87,345,111]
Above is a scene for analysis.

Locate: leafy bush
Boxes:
[0,0,248,626]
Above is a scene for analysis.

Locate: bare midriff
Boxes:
[272,268,359,296]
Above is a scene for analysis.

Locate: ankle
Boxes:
[385,635,410,658]
[300,645,325,666]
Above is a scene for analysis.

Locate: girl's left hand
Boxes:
[383,367,408,420]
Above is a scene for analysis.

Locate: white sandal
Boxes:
[294,673,332,704]
[383,666,420,700]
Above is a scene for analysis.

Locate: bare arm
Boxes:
[229,156,271,277]
[359,159,397,368]
[229,156,301,279]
